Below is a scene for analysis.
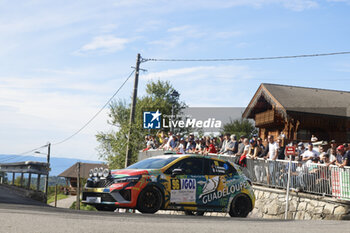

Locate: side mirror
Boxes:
[171,168,184,177]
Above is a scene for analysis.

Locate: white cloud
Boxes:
[113,0,319,11]
[282,0,318,11]
[78,35,131,53]
[140,65,258,106]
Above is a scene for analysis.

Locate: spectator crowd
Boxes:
[143,131,350,169]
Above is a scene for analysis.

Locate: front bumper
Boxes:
[82,186,136,208]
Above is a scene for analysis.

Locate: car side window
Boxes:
[204,159,237,175]
[168,158,204,175]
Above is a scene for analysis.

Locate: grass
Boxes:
[47,193,69,204]
[70,201,97,211]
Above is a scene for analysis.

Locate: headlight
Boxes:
[93,167,98,177]
[114,175,141,183]
[89,169,93,178]
[102,168,109,178]
[98,167,104,177]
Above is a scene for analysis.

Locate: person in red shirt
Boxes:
[203,138,217,155]
[207,138,217,154]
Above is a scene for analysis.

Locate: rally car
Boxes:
[82,154,255,217]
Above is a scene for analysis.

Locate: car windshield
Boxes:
[127,156,179,169]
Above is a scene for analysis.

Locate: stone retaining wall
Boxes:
[252,185,350,220]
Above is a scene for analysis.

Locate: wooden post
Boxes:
[37,174,41,191]
[76,162,80,210]
[125,53,141,168]
[12,172,15,185]
[27,173,32,190]
[54,184,58,207]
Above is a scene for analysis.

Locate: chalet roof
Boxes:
[243,83,350,119]
[58,162,108,179]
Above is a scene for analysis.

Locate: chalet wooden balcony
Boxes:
[254,110,275,126]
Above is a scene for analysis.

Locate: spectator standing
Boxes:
[247,139,261,159]
[205,138,217,154]
[327,140,337,155]
[276,139,285,160]
[218,134,224,150]
[238,138,249,167]
[165,132,174,150]
[265,135,279,185]
[169,135,178,150]
[296,142,306,161]
[329,148,337,164]
[266,135,278,161]
[256,138,265,158]
[301,143,319,163]
[311,135,318,142]
[336,145,350,167]
[236,136,246,156]
[159,137,169,150]
[224,134,238,155]
[176,138,186,154]
[219,134,230,154]
[186,137,196,153]
[279,131,286,147]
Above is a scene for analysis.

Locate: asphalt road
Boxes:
[0,203,349,233]
[0,185,349,233]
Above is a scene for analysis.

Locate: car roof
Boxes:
[149,153,229,162]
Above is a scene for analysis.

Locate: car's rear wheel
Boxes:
[184,210,205,216]
[137,186,163,214]
[229,195,252,217]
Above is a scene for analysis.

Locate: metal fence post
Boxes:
[284,156,292,220]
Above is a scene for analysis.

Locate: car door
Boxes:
[195,158,239,211]
[165,157,205,209]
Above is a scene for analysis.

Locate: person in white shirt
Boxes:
[311,135,318,142]
[301,143,319,163]
[266,135,279,160]
[265,135,279,185]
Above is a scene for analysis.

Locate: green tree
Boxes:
[96,80,186,169]
[221,118,258,139]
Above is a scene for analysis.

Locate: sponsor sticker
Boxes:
[170,179,196,203]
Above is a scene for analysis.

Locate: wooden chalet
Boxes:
[242,83,350,143]
[58,162,108,195]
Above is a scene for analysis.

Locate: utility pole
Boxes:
[76,162,80,210]
[125,53,141,168]
[45,143,51,199]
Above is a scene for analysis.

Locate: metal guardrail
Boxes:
[138,150,350,201]
[245,158,350,201]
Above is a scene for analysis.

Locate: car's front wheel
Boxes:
[229,195,252,217]
[137,186,163,214]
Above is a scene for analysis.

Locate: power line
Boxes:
[52,70,136,146]
[0,145,48,163]
[142,51,350,62]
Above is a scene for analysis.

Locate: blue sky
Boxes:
[0,0,350,160]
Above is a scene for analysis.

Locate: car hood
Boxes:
[111,169,160,177]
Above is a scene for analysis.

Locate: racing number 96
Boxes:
[171,179,180,190]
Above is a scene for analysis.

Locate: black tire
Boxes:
[184,210,205,216]
[94,205,116,211]
[229,195,252,217]
[137,186,163,214]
